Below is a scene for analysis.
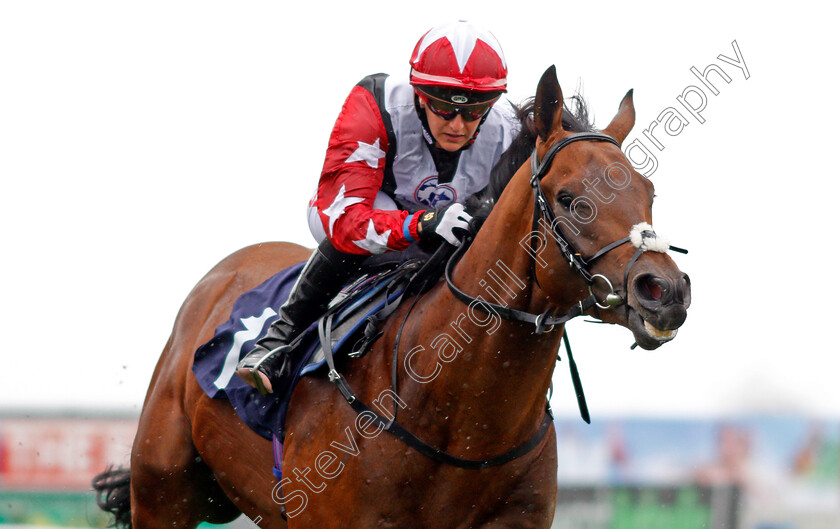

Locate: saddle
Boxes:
[300,257,420,372]
[192,242,452,441]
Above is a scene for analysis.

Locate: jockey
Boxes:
[236,20,518,395]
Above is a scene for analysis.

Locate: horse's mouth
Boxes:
[628,308,678,350]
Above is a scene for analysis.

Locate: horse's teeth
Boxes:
[643,320,677,340]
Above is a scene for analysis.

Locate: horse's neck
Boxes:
[400,171,570,448]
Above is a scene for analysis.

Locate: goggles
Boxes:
[420,92,499,122]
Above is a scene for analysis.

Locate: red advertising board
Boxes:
[0,415,137,490]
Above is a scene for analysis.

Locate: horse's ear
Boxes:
[535,65,564,141]
[602,89,636,145]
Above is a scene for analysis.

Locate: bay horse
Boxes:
[94,66,690,528]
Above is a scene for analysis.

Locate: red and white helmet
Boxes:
[409,20,507,94]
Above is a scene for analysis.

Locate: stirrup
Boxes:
[236,345,293,396]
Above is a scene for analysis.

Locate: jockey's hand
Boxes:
[417,203,473,247]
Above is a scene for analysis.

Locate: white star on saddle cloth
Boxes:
[353,219,391,255]
[322,184,364,236]
[345,138,385,169]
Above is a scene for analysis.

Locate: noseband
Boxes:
[447,132,687,333]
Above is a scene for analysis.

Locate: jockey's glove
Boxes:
[417,203,473,247]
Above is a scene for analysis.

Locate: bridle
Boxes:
[445,131,687,421]
[317,132,687,476]
[447,132,687,334]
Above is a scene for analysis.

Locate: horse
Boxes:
[93,65,690,528]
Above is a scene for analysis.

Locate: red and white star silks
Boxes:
[409,20,507,91]
[314,85,422,255]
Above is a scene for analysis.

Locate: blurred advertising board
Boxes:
[0,413,836,528]
[0,414,135,490]
[553,485,739,529]
[0,490,108,526]
[551,417,839,529]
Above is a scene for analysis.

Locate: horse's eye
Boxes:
[557,193,573,208]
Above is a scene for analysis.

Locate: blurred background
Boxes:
[0,414,836,528]
[2,1,837,527]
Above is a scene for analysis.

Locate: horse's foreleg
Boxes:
[190,391,288,528]
[130,357,240,528]
[476,428,558,529]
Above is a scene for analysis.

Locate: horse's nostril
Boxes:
[634,274,672,305]
[648,281,662,301]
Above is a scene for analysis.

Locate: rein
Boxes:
[320,298,553,470]
[320,132,688,470]
[316,243,552,470]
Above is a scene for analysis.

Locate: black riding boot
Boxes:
[235,239,364,395]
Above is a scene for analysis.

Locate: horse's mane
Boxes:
[467,94,595,224]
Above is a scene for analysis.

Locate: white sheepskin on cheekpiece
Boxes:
[629,222,670,252]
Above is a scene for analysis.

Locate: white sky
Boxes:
[2,1,838,419]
